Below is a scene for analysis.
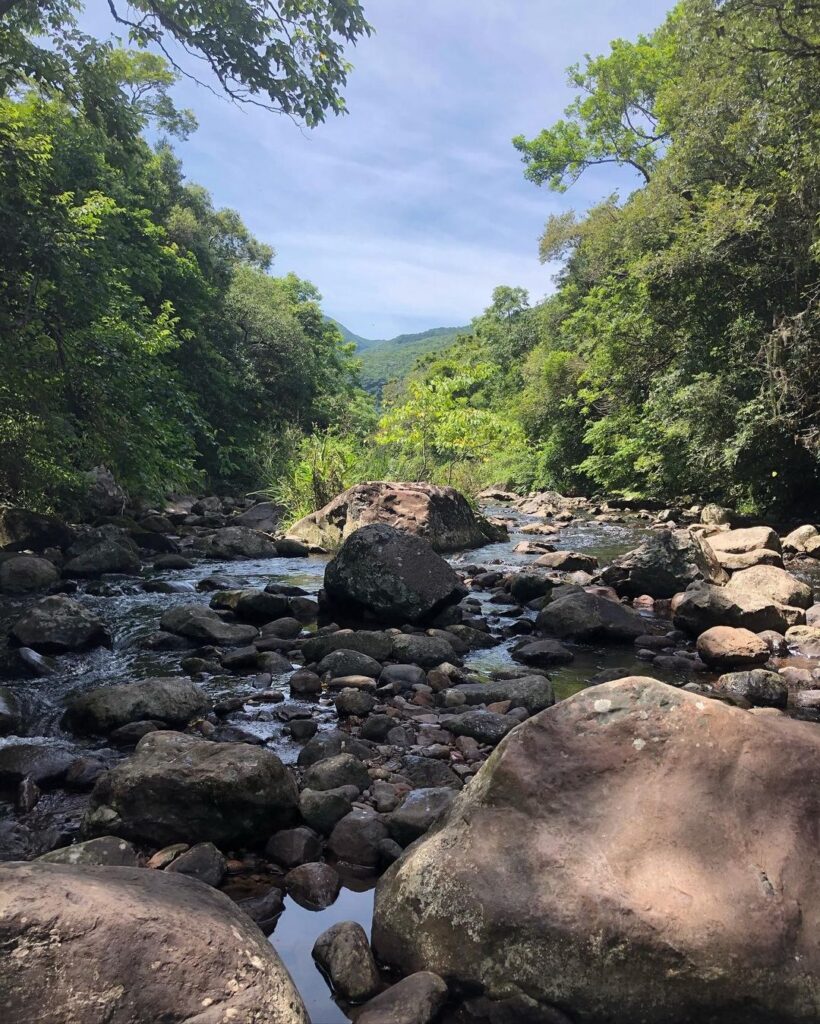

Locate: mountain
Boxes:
[331,321,470,396]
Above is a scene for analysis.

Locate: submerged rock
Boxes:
[0,861,308,1023]
[374,677,820,1023]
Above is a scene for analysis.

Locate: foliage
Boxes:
[351,324,470,397]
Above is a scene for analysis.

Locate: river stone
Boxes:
[302,752,371,793]
[63,539,140,577]
[533,550,598,573]
[374,676,820,1023]
[782,525,818,554]
[400,755,463,790]
[63,677,208,734]
[695,626,770,670]
[38,835,138,867]
[302,629,395,663]
[0,740,77,785]
[707,526,782,556]
[299,787,354,834]
[84,731,298,846]
[159,604,258,645]
[286,862,342,910]
[391,632,458,667]
[356,972,448,1024]
[234,589,291,623]
[318,648,383,678]
[387,787,457,846]
[443,710,518,746]
[0,687,21,734]
[324,524,464,625]
[289,480,505,553]
[509,571,555,603]
[289,669,322,696]
[236,886,285,934]
[0,554,60,594]
[672,581,805,635]
[11,595,109,653]
[165,841,226,887]
[453,675,554,715]
[233,500,282,533]
[715,548,784,571]
[266,826,322,869]
[0,861,308,1023]
[0,507,74,551]
[714,669,788,708]
[725,564,813,610]
[600,529,728,599]
[312,920,381,1002]
[535,587,644,643]
[380,664,428,690]
[198,525,279,559]
[334,688,377,717]
[512,638,574,668]
[701,503,733,525]
[328,808,390,866]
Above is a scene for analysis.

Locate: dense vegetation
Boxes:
[352,0,820,514]
[342,324,470,396]
[0,0,373,512]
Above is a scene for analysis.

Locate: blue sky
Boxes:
[86,0,669,338]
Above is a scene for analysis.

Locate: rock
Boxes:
[700,503,733,525]
[233,590,291,623]
[715,548,784,571]
[302,629,394,663]
[198,525,279,559]
[373,677,820,1022]
[391,633,457,667]
[707,526,782,556]
[324,524,464,625]
[695,626,771,669]
[600,529,728,599]
[714,669,788,708]
[276,537,310,557]
[266,826,322,869]
[84,731,298,845]
[166,841,226,887]
[312,920,381,1002]
[0,506,74,551]
[159,604,258,645]
[335,688,377,717]
[0,861,307,1023]
[299,787,353,835]
[302,753,371,792]
[11,595,109,652]
[443,710,518,747]
[64,539,140,577]
[233,500,282,534]
[672,581,805,635]
[318,648,383,678]
[264,616,303,639]
[84,465,127,516]
[509,571,555,602]
[289,718,318,741]
[237,886,285,933]
[400,755,463,790]
[786,625,820,657]
[725,564,813,610]
[154,553,194,569]
[782,524,818,554]
[289,669,322,696]
[511,639,574,667]
[63,677,207,734]
[17,647,56,676]
[533,550,598,572]
[536,588,644,643]
[0,554,60,594]
[355,972,448,1024]
[286,862,342,909]
[387,788,456,846]
[380,664,428,690]
[0,739,76,785]
[38,835,138,867]
[453,676,554,714]
[328,808,390,866]
[289,480,505,553]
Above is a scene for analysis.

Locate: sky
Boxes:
[85,0,669,339]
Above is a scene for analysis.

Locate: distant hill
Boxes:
[331,321,470,396]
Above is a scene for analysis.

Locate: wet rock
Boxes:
[313,920,381,1002]
[64,539,140,577]
[289,480,504,553]
[159,604,258,645]
[153,553,194,569]
[600,529,728,598]
[695,626,770,669]
[11,595,109,653]
[535,587,644,643]
[356,972,448,1024]
[302,753,370,793]
[391,633,458,667]
[303,629,394,663]
[443,710,518,747]
[758,630,790,656]
[335,688,378,717]
[0,861,308,1022]
[380,664,427,690]
[0,740,76,786]
[109,720,161,747]
[286,861,342,909]
[38,835,138,867]
[84,731,298,846]
[361,714,396,741]
[299,786,354,834]
[289,718,318,740]
[509,571,555,603]
[374,677,820,1022]
[453,675,554,715]
[672,581,805,636]
[387,787,456,846]
[511,638,574,668]
[725,564,813,610]
[63,677,208,734]
[236,886,284,933]
[234,589,291,623]
[400,755,462,790]
[198,525,278,559]
[0,554,60,594]
[0,507,74,551]
[324,524,464,625]
[233,500,281,534]
[17,646,56,677]
[318,648,383,678]
[289,669,322,696]
[264,616,303,639]
[276,537,310,557]
[328,808,389,867]
[0,687,21,734]
[266,826,322,869]
[166,841,226,887]
[707,526,781,556]
[714,670,788,708]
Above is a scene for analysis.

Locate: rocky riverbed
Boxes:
[1,484,819,1023]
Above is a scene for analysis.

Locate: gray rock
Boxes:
[286,862,341,910]
[0,686,21,734]
[198,526,279,559]
[302,629,395,663]
[289,669,322,696]
[0,554,60,594]
[453,676,554,715]
[328,808,390,867]
[11,595,109,652]
[159,604,258,645]
[387,788,457,846]
[166,841,226,887]
[714,670,789,708]
[391,633,458,668]
[334,688,377,717]
[356,972,448,1024]
[312,921,381,1002]
[380,664,427,690]
[600,529,728,598]
[672,581,805,635]
[400,755,462,790]
[444,710,518,746]
[38,835,138,867]
[0,507,74,552]
[318,648,383,678]
[536,588,644,643]
[534,551,598,573]
[0,740,76,785]
[233,500,281,534]
[64,677,207,734]
[512,638,574,667]
[234,589,291,623]
[299,787,354,835]
[236,886,284,933]
[266,826,322,869]
[64,539,140,577]
[302,753,371,793]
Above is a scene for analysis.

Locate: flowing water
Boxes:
[0,504,705,1022]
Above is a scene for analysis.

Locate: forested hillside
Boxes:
[349,325,470,396]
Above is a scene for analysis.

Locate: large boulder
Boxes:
[725,565,813,610]
[706,526,782,556]
[323,524,464,625]
[0,554,60,594]
[233,500,282,534]
[0,861,307,1023]
[695,626,770,669]
[84,465,127,516]
[84,731,298,845]
[64,677,208,735]
[10,595,109,652]
[63,538,140,577]
[374,677,820,1023]
[198,526,279,560]
[288,480,505,553]
[600,529,728,599]
[782,525,818,554]
[0,506,74,551]
[672,581,805,636]
[535,587,644,643]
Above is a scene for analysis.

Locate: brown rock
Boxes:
[696,626,770,669]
